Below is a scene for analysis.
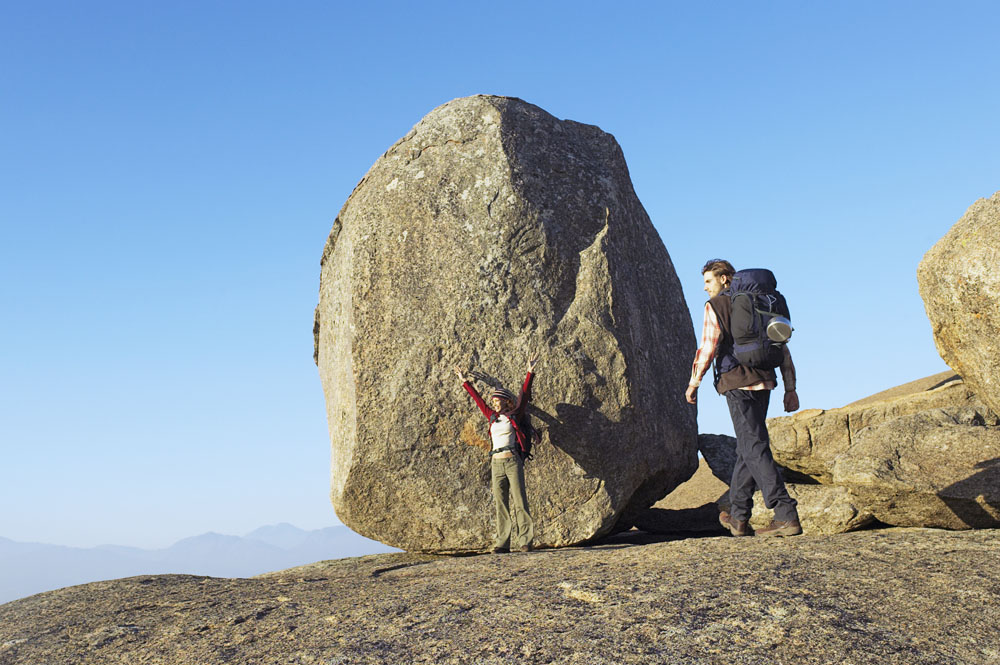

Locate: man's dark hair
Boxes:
[701,259,735,279]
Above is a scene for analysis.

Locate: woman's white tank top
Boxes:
[490,415,516,450]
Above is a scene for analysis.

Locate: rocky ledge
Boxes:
[2,528,998,664]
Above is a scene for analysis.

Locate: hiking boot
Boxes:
[718,511,751,537]
[516,544,533,553]
[491,546,509,554]
[756,519,802,537]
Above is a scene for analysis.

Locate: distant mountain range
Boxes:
[0,523,398,605]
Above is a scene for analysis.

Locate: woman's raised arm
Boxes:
[456,365,491,418]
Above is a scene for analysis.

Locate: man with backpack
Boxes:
[684,259,802,537]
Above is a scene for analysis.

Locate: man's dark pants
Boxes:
[725,388,798,523]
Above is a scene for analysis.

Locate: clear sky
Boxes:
[2,1,998,549]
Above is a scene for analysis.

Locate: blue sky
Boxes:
[2,1,998,548]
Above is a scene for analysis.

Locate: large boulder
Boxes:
[918,191,1000,416]
[314,96,697,552]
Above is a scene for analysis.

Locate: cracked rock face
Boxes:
[830,405,1000,529]
[768,377,1000,529]
[766,375,972,483]
[314,95,697,552]
[918,190,1000,417]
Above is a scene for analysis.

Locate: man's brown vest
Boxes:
[708,293,775,394]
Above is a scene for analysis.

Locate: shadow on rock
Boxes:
[938,456,1000,527]
[587,526,724,548]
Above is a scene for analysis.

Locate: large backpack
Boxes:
[489,410,538,461]
[726,268,792,370]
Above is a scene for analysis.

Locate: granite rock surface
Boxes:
[2,529,999,664]
[766,378,980,483]
[768,376,1000,529]
[831,407,1000,529]
[918,191,1000,416]
[314,95,697,552]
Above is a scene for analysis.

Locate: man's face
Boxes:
[703,271,729,297]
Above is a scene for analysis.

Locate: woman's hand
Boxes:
[527,355,539,373]
[453,366,468,383]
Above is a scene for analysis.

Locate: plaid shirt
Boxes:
[689,302,796,391]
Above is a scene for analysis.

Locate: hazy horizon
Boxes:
[0,522,398,605]
[0,521,338,550]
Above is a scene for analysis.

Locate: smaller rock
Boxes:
[767,379,987,482]
[832,409,1000,529]
[637,456,871,535]
[698,434,738,483]
[768,374,1000,530]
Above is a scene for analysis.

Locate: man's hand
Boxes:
[685,385,698,405]
[783,390,799,412]
[527,355,539,373]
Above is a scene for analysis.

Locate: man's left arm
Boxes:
[780,345,799,412]
[686,302,721,405]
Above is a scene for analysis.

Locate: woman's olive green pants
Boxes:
[490,455,534,549]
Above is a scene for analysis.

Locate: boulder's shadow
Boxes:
[585,527,724,549]
[938,456,1000,527]
[543,402,623,478]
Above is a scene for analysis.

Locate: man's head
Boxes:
[701,259,735,298]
